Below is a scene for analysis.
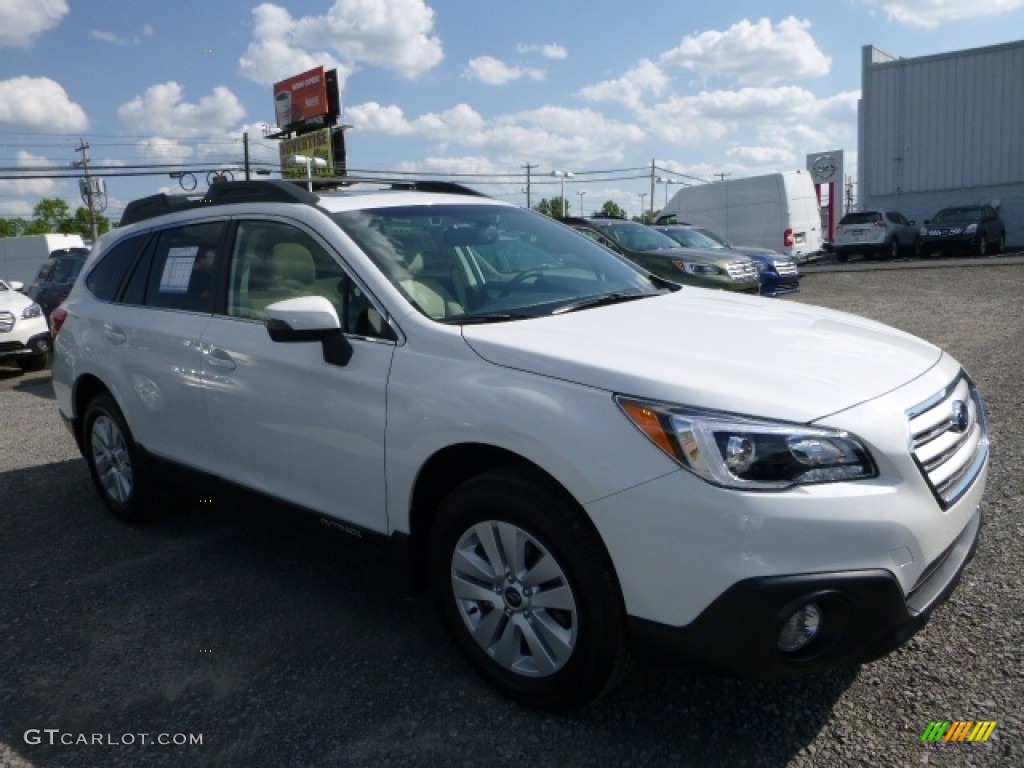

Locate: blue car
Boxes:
[651,224,801,297]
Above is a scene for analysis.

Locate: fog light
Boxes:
[778,602,821,652]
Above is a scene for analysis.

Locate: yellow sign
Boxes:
[279,128,334,179]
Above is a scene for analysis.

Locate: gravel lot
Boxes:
[1,257,1021,768]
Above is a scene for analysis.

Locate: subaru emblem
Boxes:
[951,400,969,433]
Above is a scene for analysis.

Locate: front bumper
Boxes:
[0,331,51,361]
[628,506,982,677]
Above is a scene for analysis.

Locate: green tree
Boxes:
[599,200,627,218]
[66,206,111,238]
[0,218,26,238]
[30,198,72,233]
[534,196,571,218]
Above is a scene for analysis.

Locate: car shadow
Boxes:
[0,459,854,768]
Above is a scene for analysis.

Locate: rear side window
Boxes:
[143,222,225,312]
[86,235,150,302]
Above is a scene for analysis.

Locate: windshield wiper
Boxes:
[454,311,535,325]
[550,291,653,315]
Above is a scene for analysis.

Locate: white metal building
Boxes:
[858,41,1024,247]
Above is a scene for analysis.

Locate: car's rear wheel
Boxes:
[83,394,158,522]
[429,466,628,710]
[888,239,900,260]
[837,252,849,263]
[995,233,1005,254]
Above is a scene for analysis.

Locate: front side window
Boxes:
[331,205,663,323]
[226,220,390,339]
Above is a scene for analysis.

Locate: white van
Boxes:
[0,233,87,285]
[658,171,823,262]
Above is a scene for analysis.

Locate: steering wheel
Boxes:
[499,270,545,297]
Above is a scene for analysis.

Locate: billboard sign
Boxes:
[279,128,334,180]
[273,66,330,130]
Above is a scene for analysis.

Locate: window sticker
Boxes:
[159,246,198,294]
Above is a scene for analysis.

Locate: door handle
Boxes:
[204,347,237,370]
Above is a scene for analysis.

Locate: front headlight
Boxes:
[964,223,977,234]
[21,303,43,320]
[616,396,877,490]
[673,260,723,276]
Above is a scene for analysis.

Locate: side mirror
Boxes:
[8,280,25,292]
[264,296,352,366]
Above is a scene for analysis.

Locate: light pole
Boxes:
[638,193,647,222]
[552,170,574,217]
[657,176,676,207]
[577,190,586,217]
[290,154,327,191]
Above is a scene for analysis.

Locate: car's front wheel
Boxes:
[975,235,988,257]
[430,466,628,710]
[82,394,158,522]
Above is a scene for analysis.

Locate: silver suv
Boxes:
[52,180,988,709]
[832,210,918,261]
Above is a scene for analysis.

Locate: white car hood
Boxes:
[461,289,942,423]
[0,288,33,313]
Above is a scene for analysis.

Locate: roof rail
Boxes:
[119,177,490,227]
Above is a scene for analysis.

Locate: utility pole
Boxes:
[244,132,251,181]
[650,159,656,220]
[521,162,537,208]
[714,171,732,182]
[73,139,98,242]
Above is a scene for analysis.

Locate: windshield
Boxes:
[331,205,665,323]
[932,208,983,225]
[599,221,682,252]
[658,227,726,250]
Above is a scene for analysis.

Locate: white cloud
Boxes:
[581,60,669,109]
[346,100,643,167]
[867,0,1024,27]
[725,146,797,167]
[0,0,68,47]
[0,76,88,131]
[133,137,193,164]
[239,0,442,85]
[0,150,58,203]
[91,30,128,46]
[517,42,568,60]
[662,17,831,85]
[117,82,246,137]
[463,56,544,85]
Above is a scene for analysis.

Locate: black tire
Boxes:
[975,235,988,258]
[994,233,1005,254]
[887,239,900,260]
[429,466,628,710]
[836,252,849,263]
[915,240,929,260]
[17,354,48,372]
[82,394,159,522]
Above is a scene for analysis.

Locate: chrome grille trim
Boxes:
[725,262,759,281]
[907,371,989,509]
[0,310,14,333]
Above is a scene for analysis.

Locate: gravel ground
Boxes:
[0,259,1021,768]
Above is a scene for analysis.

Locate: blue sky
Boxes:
[1,0,1022,222]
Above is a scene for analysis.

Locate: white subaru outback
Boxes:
[0,279,50,372]
[51,180,988,710]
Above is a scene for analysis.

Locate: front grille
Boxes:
[774,261,799,277]
[0,310,14,333]
[907,372,989,509]
[726,261,759,281]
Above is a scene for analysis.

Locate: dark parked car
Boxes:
[562,217,760,293]
[653,224,800,297]
[24,247,89,323]
[917,205,1006,258]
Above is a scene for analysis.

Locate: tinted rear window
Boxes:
[840,212,881,225]
[86,235,150,302]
